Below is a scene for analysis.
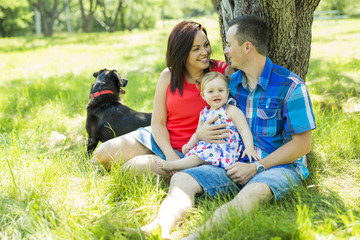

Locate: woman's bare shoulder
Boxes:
[159,68,171,84]
[156,68,171,91]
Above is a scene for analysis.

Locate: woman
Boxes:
[94,21,234,175]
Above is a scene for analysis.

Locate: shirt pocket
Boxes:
[256,99,282,137]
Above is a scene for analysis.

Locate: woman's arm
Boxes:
[182,118,202,154]
[151,69,180,161]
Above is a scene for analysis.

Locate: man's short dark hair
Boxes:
[228,15,269,56]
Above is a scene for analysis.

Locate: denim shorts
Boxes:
[129,126,184,160]
[182,164,301,200]
[130,127,301,200]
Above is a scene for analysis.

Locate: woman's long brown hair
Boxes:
[166,21,215,95]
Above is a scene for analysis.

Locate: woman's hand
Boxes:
[165,151,181,162]
[196,116,230,143]
[182,144,192,154]
[164,151,180,177]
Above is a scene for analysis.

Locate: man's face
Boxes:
[224,25,246,69]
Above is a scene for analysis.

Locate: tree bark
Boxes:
[79,0,98,33]
[97,0,124,32]
[29,0,70,37]
[0,16,5,37]
[214,0,320,81]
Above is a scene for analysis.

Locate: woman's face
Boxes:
[185,30,212,71]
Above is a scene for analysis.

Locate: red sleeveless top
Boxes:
[166,60,229,150]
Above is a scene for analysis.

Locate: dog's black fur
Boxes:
[86,69,152,155]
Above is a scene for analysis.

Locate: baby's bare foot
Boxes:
[140,220,174,239]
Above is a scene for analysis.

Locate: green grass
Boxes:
[0,16,359,239]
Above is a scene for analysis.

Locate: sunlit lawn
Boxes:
[0,16,359,239]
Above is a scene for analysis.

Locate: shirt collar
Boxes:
[229,56,273,91]
[258,56,273,90]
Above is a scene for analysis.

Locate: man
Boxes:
[141,15,316,239]
[181,14,316,239]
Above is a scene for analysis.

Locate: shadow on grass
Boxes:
[1,65,159,132]
[0,72,90,132]
[308,58,360,96]
[307,57,360,114]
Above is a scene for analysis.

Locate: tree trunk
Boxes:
[65,0,71,33]
[0,17,5,37]
[29,0,69,37]
[98,0,124,32]
[79,0,98,33]
[214,0,320,81]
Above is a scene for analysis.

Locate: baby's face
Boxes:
[202,78,229,110]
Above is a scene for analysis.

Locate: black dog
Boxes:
[86,69,151,155]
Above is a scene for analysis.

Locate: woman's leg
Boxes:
[94,133,152,170]
[142,172,204,239]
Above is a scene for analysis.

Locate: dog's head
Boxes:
[90,69,128,100]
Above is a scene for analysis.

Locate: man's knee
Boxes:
[170,172,203,196]
[224,183,272,215]
[235,182,273,208]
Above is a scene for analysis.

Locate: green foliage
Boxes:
[0,16,359,239]
[0,0,215,36]
[181,0,215,18]
[120,0,160,30]
[316,0,360,16]
[160,0,214,19]
[0,0,33,37]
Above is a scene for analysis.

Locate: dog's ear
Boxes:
[109,70,121,90]
[93,71,100,78]
[109,70,119,80]
[93,69,107,78]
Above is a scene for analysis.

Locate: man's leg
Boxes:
[183,182,272,239]
[142,172,204,239]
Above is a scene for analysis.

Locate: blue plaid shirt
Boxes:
[229,57,316,179]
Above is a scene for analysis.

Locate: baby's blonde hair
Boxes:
[200,72,229,93]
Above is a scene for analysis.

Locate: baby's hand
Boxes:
[241,148,260,162]
[182,144,191,154]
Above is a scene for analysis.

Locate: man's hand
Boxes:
[196,116,230,143]
[225,162,257,185]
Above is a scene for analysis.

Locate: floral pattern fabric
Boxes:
[186,98,243,168]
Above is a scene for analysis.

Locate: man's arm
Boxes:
[196,116,230,143]
[226,130,312,185]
